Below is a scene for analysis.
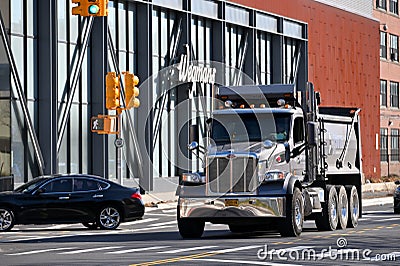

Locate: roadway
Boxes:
[0,197,398,265]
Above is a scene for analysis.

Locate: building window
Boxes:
[377,0,387,9]
[380,31,387,59]
[390,0,399,14]
[381,128,388,162]
[391,129,399,161]
[381,80,387,107]
[390,34,399,62]
[391,81,399,108]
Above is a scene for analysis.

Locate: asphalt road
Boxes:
[0,199,399,266]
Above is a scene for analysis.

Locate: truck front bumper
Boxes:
[179,196,286,219]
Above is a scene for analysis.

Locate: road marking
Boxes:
[25,224,76,230]
[59,246,124,254]
[131,245,261,266]
[191,258,299,266]
[107,246,170,254]
[4,234,75,243]
[6,247,77,256]
[145,213,175,217]
[161,209,177,213]
[374,218,400,222]
[158,246,218,254]
[123,218,159,226]
[148,221,176,227]
[267,246,314,255]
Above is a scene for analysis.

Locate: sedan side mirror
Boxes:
[395,180,400,185]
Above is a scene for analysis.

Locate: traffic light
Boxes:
[106,72,120,110]
[124,72,140,109]
[91,115,118,134]
[72,0,109,17]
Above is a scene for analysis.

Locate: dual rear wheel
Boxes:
[315,185,359,231]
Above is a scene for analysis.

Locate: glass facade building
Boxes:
[0,0,307,190]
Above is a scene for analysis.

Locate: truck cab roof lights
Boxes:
[250,104,255,108]
[260,104,266,108]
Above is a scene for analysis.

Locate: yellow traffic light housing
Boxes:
[72,0,109,17]
[124,72,140,109]
[106,72,120,110]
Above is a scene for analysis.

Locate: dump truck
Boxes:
[177,83,362,237]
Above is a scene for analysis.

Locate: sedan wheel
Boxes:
[98,206,121,230]
[0,208,15,231]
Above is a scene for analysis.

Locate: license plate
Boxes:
[225,199,239,207]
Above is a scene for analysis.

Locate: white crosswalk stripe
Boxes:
[158,245,218,254]
[107,246,171,254]
[123,218,159,226]
[6,247,77,256]
[59,246,125,254]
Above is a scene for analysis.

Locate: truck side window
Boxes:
[293,117,304,144]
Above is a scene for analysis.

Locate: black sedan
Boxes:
[395,180,400,214]
[0,174,144,231]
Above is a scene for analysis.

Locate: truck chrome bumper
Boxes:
[179,196,286,218]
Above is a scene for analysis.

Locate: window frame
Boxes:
[380,31,387,59]
[380,80,388,107]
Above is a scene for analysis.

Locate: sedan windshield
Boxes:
[14,178,49,193]
[211,112,291,145]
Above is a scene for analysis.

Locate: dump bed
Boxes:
[318,107,362,176]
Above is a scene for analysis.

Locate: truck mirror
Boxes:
[284,142,291,163]
[307,122,318,146]
[395,180,400,185]
[187,141,199,151]
[189,124,199,143]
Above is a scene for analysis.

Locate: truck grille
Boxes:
[207,156,257,193]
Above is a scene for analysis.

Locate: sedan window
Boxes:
[74,178,99,192]
[41,179,73,193]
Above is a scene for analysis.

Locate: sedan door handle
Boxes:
[93,194,103,198]
[59,196,70,200]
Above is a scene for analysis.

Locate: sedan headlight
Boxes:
[263,170,286,182]
[181,173,205,184]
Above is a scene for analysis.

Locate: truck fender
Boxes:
[283,175,302,195]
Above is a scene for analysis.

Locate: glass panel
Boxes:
[81,104,88,173]
[58,43,68,102]
[256,13,278,32]
[128,5,135,52]
[27,0,36,36]
[191,0,218,19]
[226,5,249,26]
[27,38,37,100]
[11,0,23,34]
[11,36,24,96]
[153,0,182,10]
[70,104,79,173]
[283,20,303,39]
[58,0,67,41]
[118,3,126,50]
[11,102,24,183]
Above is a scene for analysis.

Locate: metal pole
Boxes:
[387,133,390,177]
[0,10,45,176]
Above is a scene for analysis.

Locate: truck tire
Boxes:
[346,185,359,228]
[315,185,338,231]
[178,218,204,238]
[279,187,303,237]
[336,185,348,229]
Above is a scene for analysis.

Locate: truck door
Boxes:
[291,116,306,177]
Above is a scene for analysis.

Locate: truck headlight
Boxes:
[258,161,267,182]
[181,173,205,184]
[263,171,285,182]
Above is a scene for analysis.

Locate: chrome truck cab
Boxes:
[177,84,312,238]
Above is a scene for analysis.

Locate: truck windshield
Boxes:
[211,113,291,145]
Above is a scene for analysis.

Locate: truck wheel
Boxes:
[279,187,303,237]
[336,185,348,229]
[178,218,204,238]
[346,185,359,228]
[315,185,338,231]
